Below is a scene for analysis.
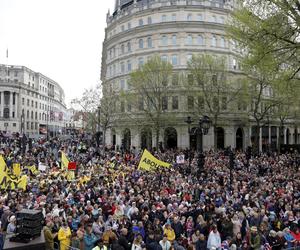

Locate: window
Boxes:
[13,123,16,127]
[35,101,38,108]
[172,74,178,86]
[172,14,176,21]
[187,54,193,63]
[120,62,125,73]
[172,96,178,110]
[27,99,29,106]
[186,35,193,45]
[213,97,219,109]
[198,96,204,109]
[188,96,194,110]
[222,97,227,110]
[220,37,225,47]
[3,108,9,118]
[27,122,29,130]
[127,60,132,72]
[31,122,34,130]
[211,36,217,47]
[162,15,167,22]
[139,39,144,49]
[139,19,143,26]
[121,25,125,31]
[188,74,194,85]
[161,35,168,46]
[138,98,144,111]
[171,55,178,65]
[31,111,34,119]
[127,22,131,29]
[219,17,225,24]
[172,35,177,45]
[138,57,144,68]
[147,37,152,48]
[197,35,204,45]
[14,71,18,77]
[211,15,217,22]
[161,55,168,62]
[120,101,125,112]
[31,100,34,107]
[22,98,25,105]
[232,58,237,69]
[197,14,203,21]
[147,17,152,24]
[127,42,131,52]
[35,112,37,119]
[162,96,168,110]
[120,79,125,90]
[187,14,192,21]
[127,101,132,112]
[121,44,125,54]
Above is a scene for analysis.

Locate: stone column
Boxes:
[14,93,18,118]
[284,127,287,144]
[259,127,262,152]
[268,126,271,145]
[276,126,280,150]
[0,92,2,117]
[225,126,235,149]
[249,126,252,146]
[10,92,13,118]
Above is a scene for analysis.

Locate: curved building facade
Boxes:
[101,0,300,151]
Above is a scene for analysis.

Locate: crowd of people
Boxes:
[0,136,299,250]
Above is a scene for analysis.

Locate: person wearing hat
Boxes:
[249,226,261,250]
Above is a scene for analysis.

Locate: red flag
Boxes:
[68,162,76,170]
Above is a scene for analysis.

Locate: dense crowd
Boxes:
[0,137,299,250]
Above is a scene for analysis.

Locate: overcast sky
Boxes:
[0,0,115,106]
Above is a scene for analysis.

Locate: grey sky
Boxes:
[0,0,115,105]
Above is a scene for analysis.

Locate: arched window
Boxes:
[147,37,152,48]
[121,44,125,54]
[186,35,193,45]
[139,39,144,49]
[161,35,168,46]
[211,36,217,47]
[197,35,204,45]
[127,42,131,52]
[172,35,177,45]
[220,37,225,47]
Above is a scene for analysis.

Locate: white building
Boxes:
[101,0,300,151]
[0,64,67,139]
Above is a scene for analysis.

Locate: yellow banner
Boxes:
[0,156,27,190]
[26,166,39,175]
[13,163,21,177]
[61,152,69,170]
[138,149,171,171]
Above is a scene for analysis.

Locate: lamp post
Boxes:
[185,115,211,176]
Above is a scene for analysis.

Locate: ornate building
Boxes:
[101,0,299,151]
[0,64,67,139]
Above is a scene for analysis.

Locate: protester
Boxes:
[0,135,298,250]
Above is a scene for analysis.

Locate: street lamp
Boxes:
[185,115,211,176]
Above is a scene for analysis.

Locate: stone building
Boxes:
[101,0,299,151]
[0,64,67,139]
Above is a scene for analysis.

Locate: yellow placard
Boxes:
[138,149,171,171]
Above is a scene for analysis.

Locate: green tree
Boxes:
[188,54,243,149]
[227,0,300,80]
[127,55,173,148]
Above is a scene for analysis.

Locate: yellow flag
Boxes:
[17,175,27,190]
[26,166,39,175]
[138,149,171,171]
[0,156,7,173]
[61,152,69,170]
[13,163,21,177]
